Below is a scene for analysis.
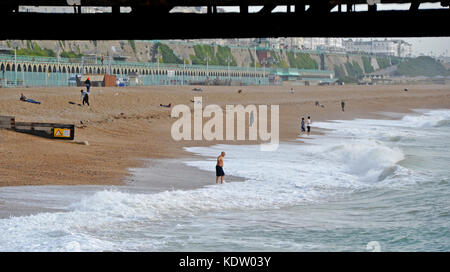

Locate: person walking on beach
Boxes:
[307,116,311,134]
[85,77,91,93]
[341,100,345,112]
[301,117,306,132]
[80,89,89,106]
[216,152,226,184]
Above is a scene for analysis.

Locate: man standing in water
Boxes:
[216,152,226,184]
[341,100,345,112]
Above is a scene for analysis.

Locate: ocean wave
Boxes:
[325,140,405,183]
[401,109,450,128]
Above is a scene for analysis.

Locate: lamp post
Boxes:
[14,46,17,86]
[156,51,161,85]
[261,58,268,85]
[204,53,210,84]
[246,63,249,86]
[226,56,232,80]
[183,58,186,85]
[108,54,112,75]
[81,55,85,76]
[13,41,18,86]
[254,46,257,85]
[56,43,61,86]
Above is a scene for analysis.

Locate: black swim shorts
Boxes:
[216,165,225,177]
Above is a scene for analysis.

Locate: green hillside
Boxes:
[394,56,450,77]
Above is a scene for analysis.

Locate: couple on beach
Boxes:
[301,116,312,133]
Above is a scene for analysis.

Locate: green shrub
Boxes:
[189,44,237,66]
[345,61,363,78]
[12,42,56,57]
[60,51,83,58]
[334,64,357,83]
[287,52,318,69]
[390,56,403,66]
[157,42,183,64]
[216,46,237,66]
[128,40,136,54]
[376,57,391,69]
[394,56,450,77]
[362,56,374,74]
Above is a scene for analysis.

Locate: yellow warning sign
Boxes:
[54,128,71,138]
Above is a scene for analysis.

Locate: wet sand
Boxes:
[0,158,245,218]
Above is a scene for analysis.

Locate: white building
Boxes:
[291,38,344,51]
[343,39,412,57]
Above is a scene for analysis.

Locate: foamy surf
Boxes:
[0,109,449,251]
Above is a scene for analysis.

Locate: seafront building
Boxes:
[0,53,336,88]
[343,39,412,57]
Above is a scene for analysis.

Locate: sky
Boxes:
[222,3,450,57]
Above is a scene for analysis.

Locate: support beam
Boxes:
[295,0,305,14]
[112,5,120,14]
[1,10,450,39]
[410,1,420,11]
[307,1,336,14]
[258,5,277,14]
[240,3,249,15]
[207,5,217,14]
[347,4,352,12]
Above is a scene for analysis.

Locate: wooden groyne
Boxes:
[0,116,75,140]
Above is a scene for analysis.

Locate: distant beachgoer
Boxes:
[315,101,320,107]
[216,151,226,184]
[290,88,294,94]
[307,116,311,133]
[159,103,172,108]
[341,100,345,112]
[85,77,91,93]
[301,117,306,132]
[20,93,41,104]
[81,90,89,106]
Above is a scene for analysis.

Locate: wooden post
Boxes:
[0,116,15,130]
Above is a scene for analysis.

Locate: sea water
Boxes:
[0,109,449,251]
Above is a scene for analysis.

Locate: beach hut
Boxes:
[77,74,116,87]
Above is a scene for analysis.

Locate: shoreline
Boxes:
[0,106,449,219]
[0,84,449,188]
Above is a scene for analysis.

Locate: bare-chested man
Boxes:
[216,152,226,184]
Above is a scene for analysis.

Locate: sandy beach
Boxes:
[1,84,449,187]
